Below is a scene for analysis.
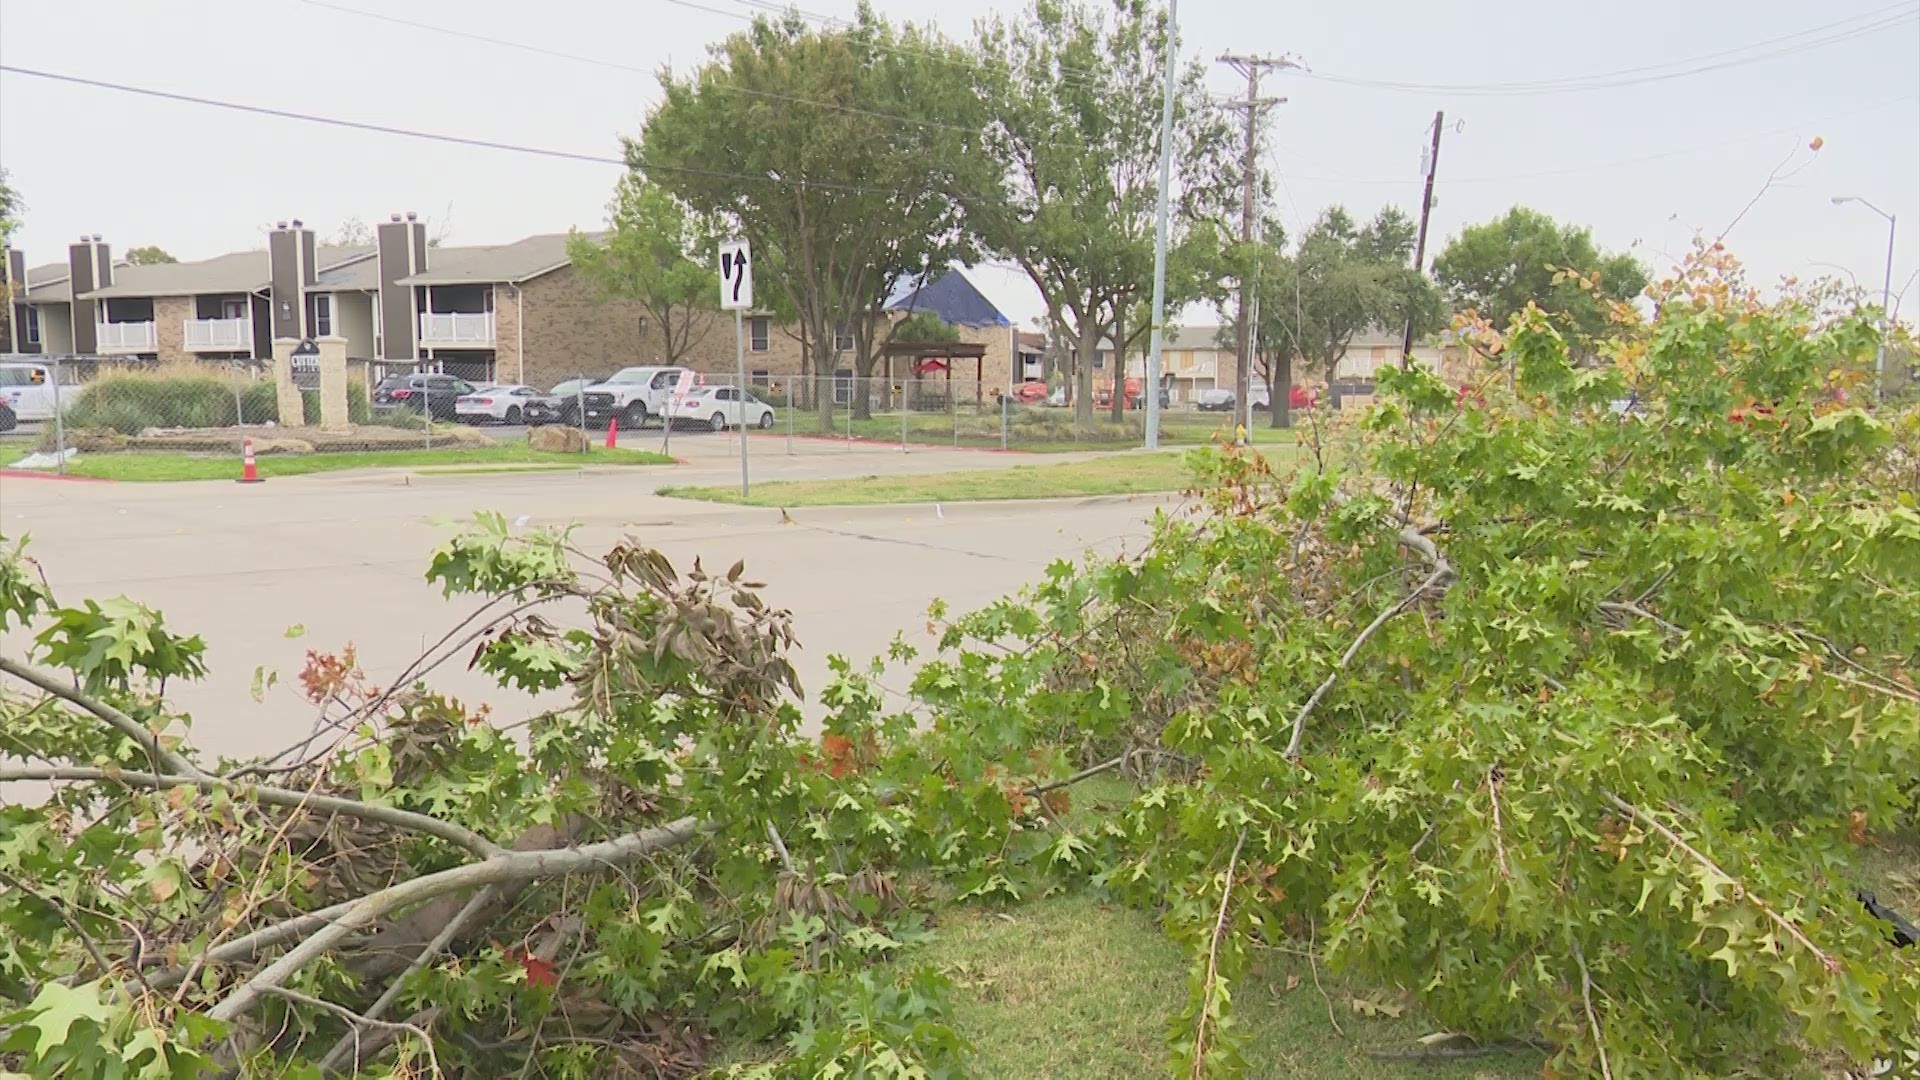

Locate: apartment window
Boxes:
[311,294,333,337]
[750,369,770,387]
[834,323,854,352]
[749,317,770,352]
[222,299,248,321]
[21,306,40,346]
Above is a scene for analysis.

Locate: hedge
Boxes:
[59,364,369,435]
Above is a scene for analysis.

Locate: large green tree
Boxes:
[1255,206,1442,423]
[638,7,984,421]
[567,175,719,366]
[124,246,177,266]
[1433,206,1647,345]
[969,0,1237,429]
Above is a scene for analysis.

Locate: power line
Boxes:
[0,65,910,196]
[1303,3,1917,96]
[294,0,982,135]
[1268,91,1917,187]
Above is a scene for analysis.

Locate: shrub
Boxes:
[62,363,244,434]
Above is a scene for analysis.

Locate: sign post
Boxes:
[719,239,754,497]
[661,368,696,456]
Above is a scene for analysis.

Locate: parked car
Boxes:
[524,379,592,426]
[455,384,543,424]
[1196,388,1236,412]
[581,366,692,428]
[672,386,777,431]
[1007,380,1050,405]
[0,360,84,428]
[372,373,475,420]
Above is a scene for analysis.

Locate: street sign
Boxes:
[290,338,321,390]
[718,240,753,310]
[669,368,696,415]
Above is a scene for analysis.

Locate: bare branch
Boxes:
[1286,558,1451,760]
[209,816,703,1023]
[0,654,206,779]
[1191,829,1247,1080]
[258,986,440,1076]
[0,766,500,860]
[1572,944,1614,1080]
[317,886,496,1075]
[1026,752,1129,797]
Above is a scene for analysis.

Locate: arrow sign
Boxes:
[718,239,753,310]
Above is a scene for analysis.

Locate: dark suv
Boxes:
[372,374,474,420]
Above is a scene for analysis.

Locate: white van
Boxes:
[0,360,81,431]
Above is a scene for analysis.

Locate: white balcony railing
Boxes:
[96,321,157,352]
[183,317,253,351]
[419,311,494,345]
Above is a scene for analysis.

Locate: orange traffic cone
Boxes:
[237,437,263,484]
[604,415,619,449]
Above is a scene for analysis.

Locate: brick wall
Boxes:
[153,296,191,365]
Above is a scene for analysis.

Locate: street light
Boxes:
[1832,195,1897,400]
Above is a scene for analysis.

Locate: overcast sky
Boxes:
[2,0,1915,330]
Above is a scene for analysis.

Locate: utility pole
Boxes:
[1219,52,1297,436]
[1402,109,1445,366]
[1143,0,1180,450]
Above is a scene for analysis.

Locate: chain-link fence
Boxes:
[0,357,634,477]
[0,358,1298,477]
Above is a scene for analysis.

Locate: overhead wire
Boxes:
[292,0,984,135]
[1302,3,1917,95]
[0,65,916,197]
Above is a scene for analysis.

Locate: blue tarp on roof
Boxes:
[884,270,1011,328]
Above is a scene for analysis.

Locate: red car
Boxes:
[1007,380,1050,404]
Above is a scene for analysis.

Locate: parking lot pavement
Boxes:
[1,466,1168,760]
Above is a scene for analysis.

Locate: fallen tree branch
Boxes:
[1596,601,1684,639]
[1027,752,1129,797]
[1191,829,1247,1080]
[1601,791,1837,972]
[0,654,207,779]
[0,866,115,981]
[0,766,500,860]
[209,815,703,1024]
[317,886,496,1075]
[1572,944,1614,1080]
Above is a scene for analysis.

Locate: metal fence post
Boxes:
[950,382,958,448]
[51,357,68,476]
[785,383,794,455]
[575,376,588,453]
[900,378,909,453]
[230,359,246,427]
[1001,389,1009,451]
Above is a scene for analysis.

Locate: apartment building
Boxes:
[3,219,1031,396]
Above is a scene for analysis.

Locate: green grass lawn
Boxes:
[661,451,1222,507]
[53,445,673,482]
[769,407,1299,453]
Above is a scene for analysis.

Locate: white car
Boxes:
[454,384,542,424]
[0,361,84,430]
[671,386,776,431]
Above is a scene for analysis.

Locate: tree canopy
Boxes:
[968,0,1236,427]
[124,246,177,266]
[1253,205,1441,422]
[638,8,984,418]
[1433,206,1647,344]
[567,175,719,365]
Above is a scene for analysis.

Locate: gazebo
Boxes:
[881,340,990,409]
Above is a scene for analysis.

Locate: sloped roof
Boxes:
[885,270,1010,328]
[394,233,587,286]
[81,245,373,300]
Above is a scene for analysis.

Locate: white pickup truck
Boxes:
[579,366,693,429]
[0,360,83,432]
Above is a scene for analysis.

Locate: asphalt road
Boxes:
[1,448,1168,761]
